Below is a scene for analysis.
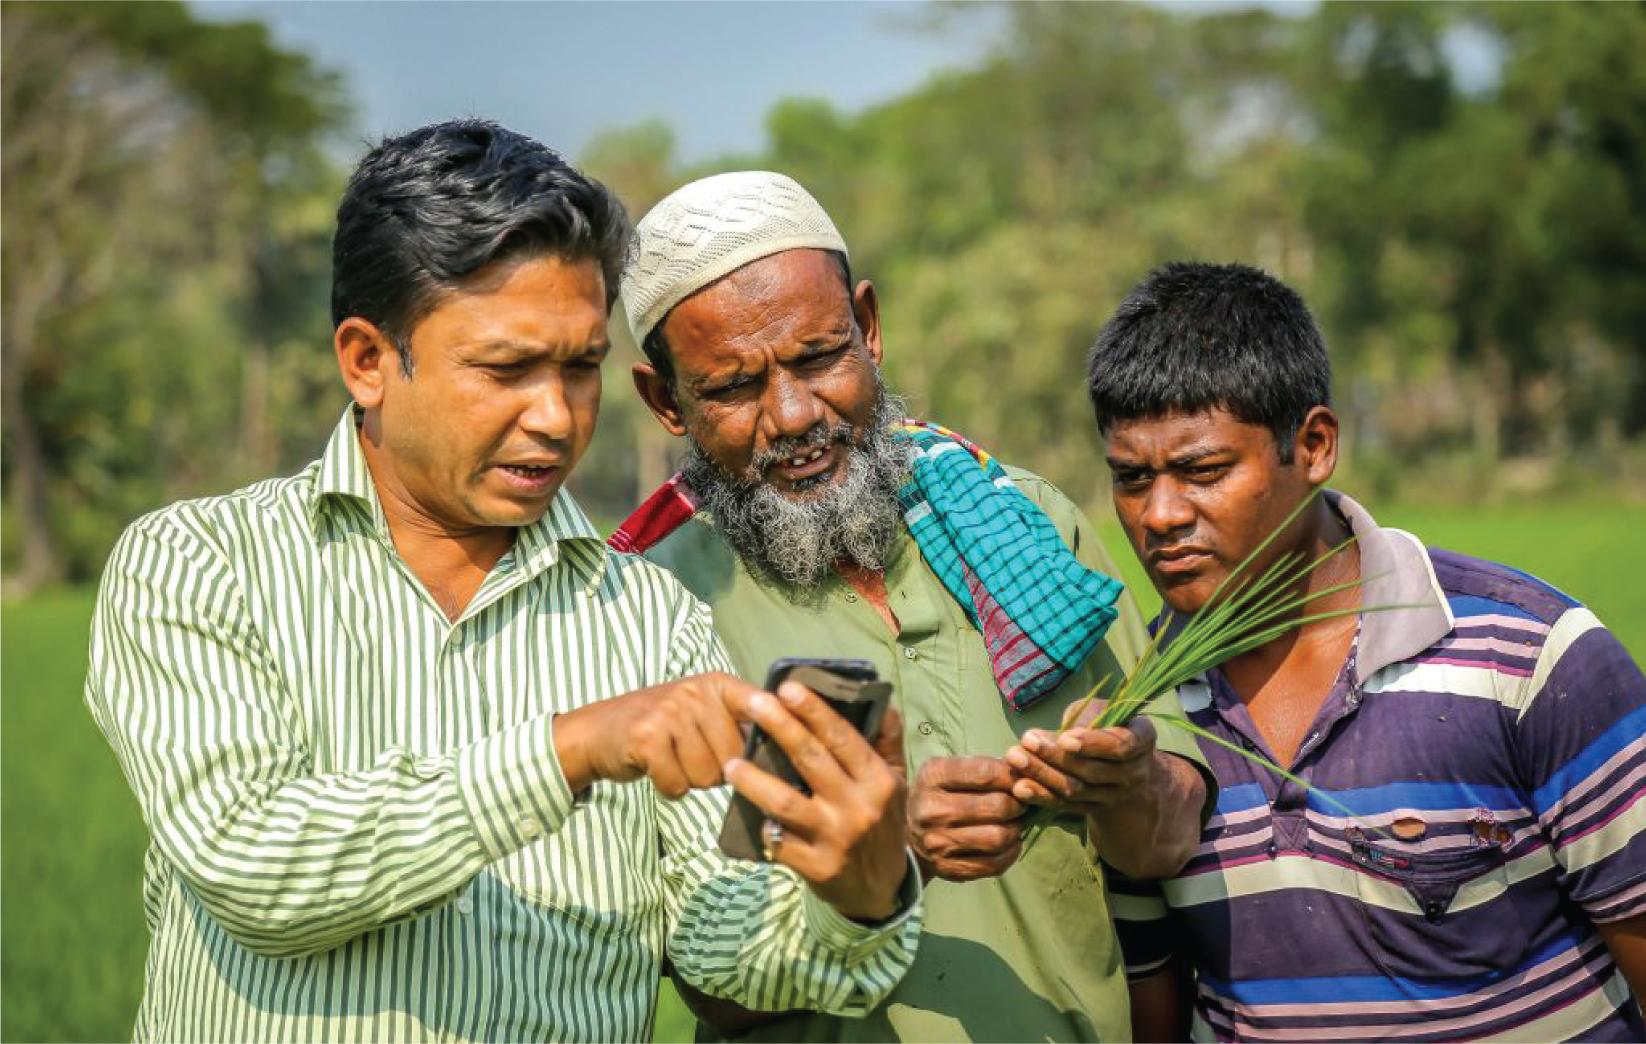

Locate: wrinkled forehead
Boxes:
[664,250,854,361]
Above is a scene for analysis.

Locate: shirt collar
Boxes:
[1327,490,1453,683]
[308,406,608,591]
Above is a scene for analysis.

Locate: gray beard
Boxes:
[681,387,913,590]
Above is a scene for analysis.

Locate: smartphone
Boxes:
[717,658,894,862]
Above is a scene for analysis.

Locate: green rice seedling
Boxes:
[1058,488,1413,830]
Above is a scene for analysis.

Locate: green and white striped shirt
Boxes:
[85,409,920,1043]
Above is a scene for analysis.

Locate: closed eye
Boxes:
[703,375,755,399]
[798,346,847,370]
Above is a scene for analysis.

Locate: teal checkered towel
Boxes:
[895,420,1123,711]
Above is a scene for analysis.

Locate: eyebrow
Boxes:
[1105,447,1230,470]
[466,339,610,360]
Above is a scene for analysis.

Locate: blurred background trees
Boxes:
[5,0,1645,590]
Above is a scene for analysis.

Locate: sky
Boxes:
[191,1,1494,168]
[192,2,1010,165]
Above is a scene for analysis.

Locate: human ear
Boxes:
[852,280,883,368]
[1295,405,1339,485]
[334,318,401,409]
[633,363,687,437]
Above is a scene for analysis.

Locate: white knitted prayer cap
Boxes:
[622,170,848,347]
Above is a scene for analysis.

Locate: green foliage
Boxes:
[7,0,1644,582]
[1,1,347,588]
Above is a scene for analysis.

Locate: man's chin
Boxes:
[1155,573,1222,617]
[476,487,563,528]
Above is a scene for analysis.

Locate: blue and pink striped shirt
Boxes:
[1113,492,1646,1041]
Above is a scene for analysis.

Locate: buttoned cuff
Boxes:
[797,848,924,964]
[456,714,577,860]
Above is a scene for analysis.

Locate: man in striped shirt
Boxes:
[84,120,920,1042]
[1053,262,1646,1040]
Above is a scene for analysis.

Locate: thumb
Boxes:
[873,705,907,777]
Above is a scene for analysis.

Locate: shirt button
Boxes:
[845,592,859,602]
[917,722,935,736]
[521,820,540,840]
[903,646,918,660]
[457,896,474,915]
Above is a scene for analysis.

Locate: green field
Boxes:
[5,502,1642,1041]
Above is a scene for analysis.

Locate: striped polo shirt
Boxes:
[1113,491,1646,1042]
[84,408,919,1042]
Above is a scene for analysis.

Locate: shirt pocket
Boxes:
[1346,827,1528,979]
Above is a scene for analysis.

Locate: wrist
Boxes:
[551,707,595,794]
[837,856,914,925]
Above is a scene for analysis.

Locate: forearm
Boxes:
[1129,965,1192,1043]
[1089,752,1204,878]
[669,855,920,1015]
[1596,913,1646,1002]
[104,707,573,957]
[660,781,920,1016]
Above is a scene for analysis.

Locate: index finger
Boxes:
[923,755,1018,793]
[1054,716,1157,761]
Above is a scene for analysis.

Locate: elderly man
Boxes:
[1070,262,1646,1041]
[612,171,1212,1042]
[84,123,919,1042]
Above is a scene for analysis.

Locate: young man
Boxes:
[1039,261,1646,1040]
[614,170,1212,1041]
[84,122,919,1042]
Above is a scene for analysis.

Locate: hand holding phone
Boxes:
[718,658,910,923]
[719,659,892,860]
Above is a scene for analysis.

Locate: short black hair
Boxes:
[1086,262,1331,461]
[642,249,853,387]
[332,119,631,375]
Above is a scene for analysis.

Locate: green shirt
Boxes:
[85,409,920,1043]
[645,467,1208,1043]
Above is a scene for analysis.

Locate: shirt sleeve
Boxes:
[1513,607,1646,924]
[655,598,922,1015]
[1106,866,1181,980]
[84,514,577,958]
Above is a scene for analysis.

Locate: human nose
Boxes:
[518,373,575,442]
[1139,478,1195,539]
[758,369,826,444]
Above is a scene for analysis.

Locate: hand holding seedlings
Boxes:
[1004,700,1162,814]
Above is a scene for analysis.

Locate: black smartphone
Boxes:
[717,658,894,862]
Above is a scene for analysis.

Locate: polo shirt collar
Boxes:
[308,406,607,589]
[1327,490,1453,683]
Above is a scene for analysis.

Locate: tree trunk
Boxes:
[2,331,62,592]
[240,335,273,480]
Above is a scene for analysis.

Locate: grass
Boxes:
[5,500,1643,1041]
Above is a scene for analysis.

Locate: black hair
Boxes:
[331,119,631,376]
[1086,262,1331,462]
[642,249,853,387]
